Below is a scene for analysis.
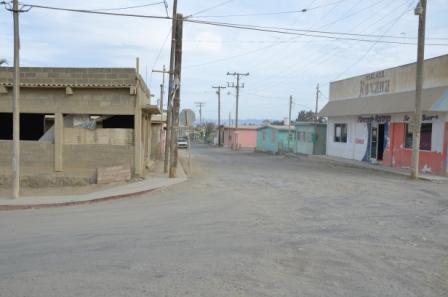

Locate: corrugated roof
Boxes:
[320,86,448,117]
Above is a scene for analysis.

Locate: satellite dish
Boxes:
[180,109,196,127]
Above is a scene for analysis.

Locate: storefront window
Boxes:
[334,123,347,143]
[404,123,432,150]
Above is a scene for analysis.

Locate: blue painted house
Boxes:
[256,125,292,154]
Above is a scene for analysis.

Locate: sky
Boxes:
[0,0,447,122]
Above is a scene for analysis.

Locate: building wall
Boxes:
[223,128,257,149]
[326,117,368,160]
[330,55,448,101]
[327,114,448,175]
[382,120,447,175]
[64,128,133,145]
[0,141,54,173]
[150,123,163,160]
[256,127,289,154]
[294,125,315,155]
[0,140,134,177]
[294,124,327,155]
[0,88,136,115]
[314,125,327,155]
[63,144,134,173]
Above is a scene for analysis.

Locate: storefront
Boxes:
[320,54,448,176]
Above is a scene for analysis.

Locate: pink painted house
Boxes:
[223,126,258,150]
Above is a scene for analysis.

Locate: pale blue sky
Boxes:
[0,0,447,121]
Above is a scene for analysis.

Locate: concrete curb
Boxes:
[0,166,188,211]
[0,187,160,211]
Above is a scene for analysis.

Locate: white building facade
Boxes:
[321,54,448,176]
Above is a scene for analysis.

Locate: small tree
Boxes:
[204,122,216,143]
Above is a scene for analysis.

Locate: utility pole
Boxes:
[411,0,427,180]
[315,83,319,122]
[12,0,21,198]
[212,85,226,146]
[288,95,292,152]
[152,65,169,112]
[164,0,178,173]
[169,13,183,178]
[227,72,249,129]
[228,112,231,145]
[195,102,206,126]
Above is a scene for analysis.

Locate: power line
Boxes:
[9,2,448,45]
[91,2,165,12]
[186,0,235,18]
[149,27,171,87]
[191,0,350,18]
[17,2,171,20]
[335,2,415,79]
[185,19,448,46]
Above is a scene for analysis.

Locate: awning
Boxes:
[320,86,448,117]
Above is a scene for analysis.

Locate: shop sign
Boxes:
[359,70,391,97]
[403,114,439,122]
[358,115,391,123]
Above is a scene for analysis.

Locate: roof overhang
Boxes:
[142,104,161,115]
[320,87,448,117]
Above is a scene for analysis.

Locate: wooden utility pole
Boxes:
[152,65,169,112]
[169,14,183,178]
[227,72,249,129]
[315,83,319,122]
[12,0,20,198]
[212,85,226,146]
[411,0,427,180]
[164,0,178,173]
[288,95,292,151]
[195,102,206,125]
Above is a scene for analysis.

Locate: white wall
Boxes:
[326,116,368,161]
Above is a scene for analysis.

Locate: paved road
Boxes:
[1,146,447,297]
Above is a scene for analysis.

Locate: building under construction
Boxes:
[0,67,160,185]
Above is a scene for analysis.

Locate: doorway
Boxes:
[377,124,385,161]
[370,123,385,161]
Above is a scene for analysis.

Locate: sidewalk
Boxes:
[0,168,187,210]
[285,153,448,183]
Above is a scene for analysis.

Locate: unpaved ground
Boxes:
[0,145,447,297]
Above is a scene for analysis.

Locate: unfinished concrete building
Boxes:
[0,67,160,185]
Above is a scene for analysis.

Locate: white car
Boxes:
[177,137,188,149]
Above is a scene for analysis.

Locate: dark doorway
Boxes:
[377,124,385,161]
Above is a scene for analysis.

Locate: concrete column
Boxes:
[147,115,152,161]
[134,89,143,176]
[54,113,63,172]
[134,111,142,176]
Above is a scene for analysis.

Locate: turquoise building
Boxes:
[256,125,292,154]
[293,122,327,155]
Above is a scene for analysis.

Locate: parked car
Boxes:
[177,137,188,149]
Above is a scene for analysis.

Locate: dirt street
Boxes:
[0,145,447,297]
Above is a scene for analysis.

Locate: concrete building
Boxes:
[320,54,448,176]
[150,112,167,161]
[223,126,257,150]
[256,125,291,154]
[0,67,160,185]
[293,122,326,155]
